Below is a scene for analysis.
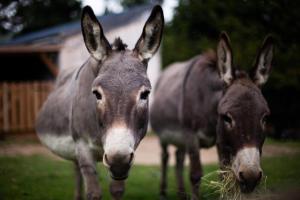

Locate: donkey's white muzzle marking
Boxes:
[232,147,262,180]
[103,127,135,166]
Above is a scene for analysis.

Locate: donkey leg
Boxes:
[76,142,102,200]
[175,148,187,200]
[187,137,202,200]
[188,151,202,200]
[74,161,83,200]
[160,143,169,200]
[109,180,125,200]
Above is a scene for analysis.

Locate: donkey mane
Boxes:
[112,37,128,51]
[199,49,217,71]
[235,70,249,79]
[202,50,252,81]
[202,49,217,64]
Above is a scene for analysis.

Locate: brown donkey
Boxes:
[150,32,274,200]
[36,5,164,200]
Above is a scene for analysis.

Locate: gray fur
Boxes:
[36,5,164,200]
[151,52,221,147]
[151,34,273,198]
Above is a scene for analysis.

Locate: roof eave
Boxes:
[0,44,61,54]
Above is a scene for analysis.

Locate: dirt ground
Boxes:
[0,135,299,165]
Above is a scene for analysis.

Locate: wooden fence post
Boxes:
[2,82,9,133]
[0,81,53,133]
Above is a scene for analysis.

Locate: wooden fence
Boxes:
[0,81,53,133]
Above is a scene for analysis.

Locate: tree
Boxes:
[120,0,149,8]
[163,0,300,136]
[163,0,300,89]
[0,0,81,37]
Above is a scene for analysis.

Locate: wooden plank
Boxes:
[16,83,21,131]
[0,84,2,131]
[0,81,54,133]
[0,83,3,130]
[26,83,32,130]
[23,83,28,130]
[31,82,36,130]
[19,83,26,131]
[0,83,2,134]
[2,83,9,132]
[33,82,40,121]
[38,82,43,115]
[9,83,17,131]
[24,83,28,130]
[0,83,3,131]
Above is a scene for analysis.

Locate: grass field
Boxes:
[0,147,300,200]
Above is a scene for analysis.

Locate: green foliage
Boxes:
[0,0,81,37]
[120,0,149,8]
[265,138,300,148]
[163,0,300,89]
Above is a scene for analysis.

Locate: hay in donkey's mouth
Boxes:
[202,167,267,200]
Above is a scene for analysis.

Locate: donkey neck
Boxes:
[70,57,102,143]
[180,52,223,131]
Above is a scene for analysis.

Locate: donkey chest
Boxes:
[38,134,104,161]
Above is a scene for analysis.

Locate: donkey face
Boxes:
[216,33,274,193]
[81,6,164,180]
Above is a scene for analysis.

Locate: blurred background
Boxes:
[0,0,299,200]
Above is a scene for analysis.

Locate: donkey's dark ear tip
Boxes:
[220,31,230,43]
[147,5,164,24]
[151,5,164,18]
[263,34,275,46]
[81,5,98,23]
[82,5,93,13]
[153,5,163,12]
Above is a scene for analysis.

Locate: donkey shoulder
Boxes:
[36,63,84,136]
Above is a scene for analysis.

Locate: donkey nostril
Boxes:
[129,153,134,164]
[239,170,262,183]
[257,171,262,181]
[239,171,245,181]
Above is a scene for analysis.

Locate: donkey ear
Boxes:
[134,5,164,62]
[250,35,274,86]
[81,6,111,61]
[217,32,234,86]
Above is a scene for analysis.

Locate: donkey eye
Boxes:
[222,114,232,125]
[261,115,269,126]
[140,90,150,100]
[93,90,102,100]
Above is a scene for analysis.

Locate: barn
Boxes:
[0,4,162,134]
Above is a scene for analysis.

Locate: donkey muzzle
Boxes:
[103,152,134,180]
[103,126,135,180]
[238,165,262,193]
[232,147,263,193]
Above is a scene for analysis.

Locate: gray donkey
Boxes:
[36,5,164,200]
[150,32,273,200]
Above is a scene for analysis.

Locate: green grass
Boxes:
[265,138,300,149]
[0,153,300,200]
